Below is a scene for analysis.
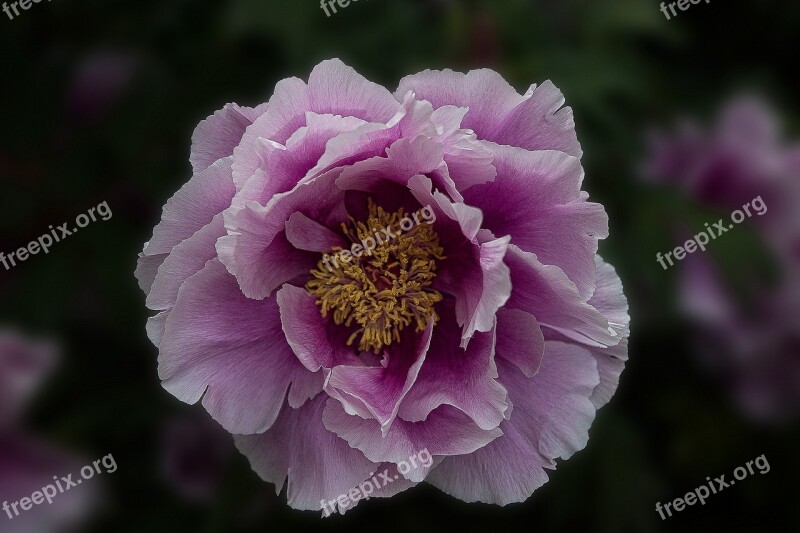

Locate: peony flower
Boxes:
[680,252,800,421]
[643,95,800,260]
[161,413,234,502]
[0,329,97,533]
[0,329,56,431]
[136,59,630,513]
[644,95,800,421]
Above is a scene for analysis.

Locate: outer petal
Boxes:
[158,260,322,435]
[464,145,607,299]
[491,81,582,156]
[585,257,631,409]
[307,59,402,125]
[146,213,225,311]
[397,70,581,156]
[505,244,621,349]
[142,157,236,258]
[136,157,236,293]
[334,461,423,516]
[396,69,527,141]
[234,396,377,512]
[232,59,401,188]
[323,400,502,482]
[190,103,267,174]
[426,343,599,505]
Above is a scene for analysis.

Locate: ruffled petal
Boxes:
[585,257,631,408]
[426,342,598,505]
[397,70,581,156]
[325,321,433,434]
[505,244,620,349]
[146,213,225,311]
[464,145,607,299]
[397,304,508,431]
[323,399,501,482]
[232,59,401,188]
[190,103,267,174]
[276,285,363,373]
[217,170,348,300]
[496,308,545,379]
[158,260,322,434]
[136,157,236,295]
[234,396,377,512]
[407,176,511,346]
[234,112,370,207]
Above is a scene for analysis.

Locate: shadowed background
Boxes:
[0,0,798,531]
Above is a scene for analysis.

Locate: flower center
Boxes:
[305,200,445,354]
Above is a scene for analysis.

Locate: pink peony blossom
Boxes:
[136,59,630,513]
[0,330,97,532]
[644,95,800,421]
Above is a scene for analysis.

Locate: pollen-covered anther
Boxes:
[305,199,445,353]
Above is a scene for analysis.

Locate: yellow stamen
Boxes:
[305,199,445,353]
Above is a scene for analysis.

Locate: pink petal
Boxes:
[496,308,545,379]
[397,70,581,156]
[464,145,607,299]
[234,112,370,207]
[234,396,377,512]
[136,156,236,294]
[284,212,347,253]
[505,244,620,349]
[426,342,598,505]
[276,285,362,373]
[323,399,502,482]
[585,257,631,408]
[146,213,225,311]
[325,321,434,434]
[397,304,508,431]
[217,169,348,300]
[158,260,322,434]
[190,103,267,174]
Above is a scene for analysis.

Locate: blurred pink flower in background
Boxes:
[161,413,233,502]
[644,96,800,265]
[0,330,56,430]
[643,96,800,421]
[0,329,97,533]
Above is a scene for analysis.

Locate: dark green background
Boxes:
[1,0,798,531]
